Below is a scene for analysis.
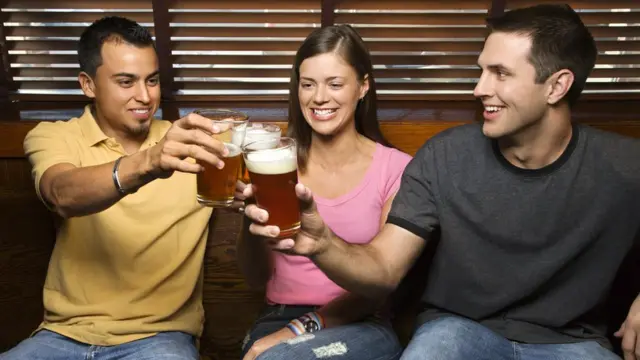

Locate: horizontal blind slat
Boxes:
[333,0,490,99]
[169,0,318,10]
[335,13,489,26]
[335,0,490,10]
[4,0,151,9]
[2,0,153,101]
[169,1,320,98]
[170,13,320,24]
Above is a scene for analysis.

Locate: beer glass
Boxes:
[194,109,248,207]
[242,137,300,238]
[240,123,282,183]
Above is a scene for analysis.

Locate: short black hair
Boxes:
[78,16,155,77]
[487,4,597,106]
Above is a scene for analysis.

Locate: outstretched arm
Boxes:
[26,113,227,218]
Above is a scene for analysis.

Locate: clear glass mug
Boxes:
[242,137,300,238]
[194,108,248,208]
[240,123,282,183]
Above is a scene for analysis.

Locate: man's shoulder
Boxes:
[416,122,485,157]
[581,123,640,150]
[25,117,83,143]
[579,124,640,180]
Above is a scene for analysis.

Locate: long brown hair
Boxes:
[286,24,393,172]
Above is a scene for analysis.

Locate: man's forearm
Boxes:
[237,217,274,289]
[316,292,385,328]
[311,234,396,299]
[47,151,153,218]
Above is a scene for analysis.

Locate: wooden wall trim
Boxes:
[0,121,472,159]
[3,120,640,159]
[0,121,39,158]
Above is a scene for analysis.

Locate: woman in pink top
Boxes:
[237,25,412,360]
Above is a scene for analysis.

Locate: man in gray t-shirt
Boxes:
[244,4,640,360]
[387,121,639,356]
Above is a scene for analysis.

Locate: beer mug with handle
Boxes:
[242,137,300,238]
[194,108,248,208]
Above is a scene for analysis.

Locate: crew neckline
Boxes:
[491,123,579,177]
[313,143,384,207]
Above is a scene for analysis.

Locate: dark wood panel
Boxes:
[0,159,55,351]
[0,99,638,123]
[0,122,40,158]
[3,119,640,158]
[200,210,263,360]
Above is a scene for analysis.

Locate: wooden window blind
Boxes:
[0,0,637,103]
[168,0,320,102]
[334,0,491,100]
[508,0,640,99]
[1,0,154,101]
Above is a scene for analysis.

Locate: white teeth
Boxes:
[313,109,336,115]
[485,106,502,113]
[133,109,149,114]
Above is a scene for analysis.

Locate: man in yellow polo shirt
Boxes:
[0,17,228,360]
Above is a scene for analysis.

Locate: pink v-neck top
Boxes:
[265,143,413,305]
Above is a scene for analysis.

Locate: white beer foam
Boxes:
[244,147,297,175]
[244,126,281,146]
[244,137,279,151]
[248,128,272,135]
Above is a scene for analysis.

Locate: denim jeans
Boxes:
[242,304,402,360]
[400,316,621,360]
[0,329,199,360]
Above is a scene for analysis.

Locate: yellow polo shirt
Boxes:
[23,106,213,346]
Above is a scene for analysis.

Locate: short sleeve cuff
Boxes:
[386,215,431,240]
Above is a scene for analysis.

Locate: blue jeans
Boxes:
[401,316,620,360]
[0,329,198,360]
[243,304,402,360]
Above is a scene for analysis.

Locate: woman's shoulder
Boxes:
[375,143,413,169]
[371,142,413,202]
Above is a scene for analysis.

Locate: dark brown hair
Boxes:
[79,16,155,77]
[487,4,597,106]
[286,24,393,172]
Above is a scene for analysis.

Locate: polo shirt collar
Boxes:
[78,104,164,149]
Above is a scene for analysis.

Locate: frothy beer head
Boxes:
[243,124,281,149]
[244,142,297,175]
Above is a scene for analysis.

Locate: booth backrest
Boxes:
[0,119,638,359]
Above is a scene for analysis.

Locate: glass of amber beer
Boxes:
[194,108,248,208]
[240,123,282,183]
[242,137,300,238]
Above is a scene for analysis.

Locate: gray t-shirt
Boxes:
[387,123,640,348]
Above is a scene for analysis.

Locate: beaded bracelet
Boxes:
[285,311,325,336]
